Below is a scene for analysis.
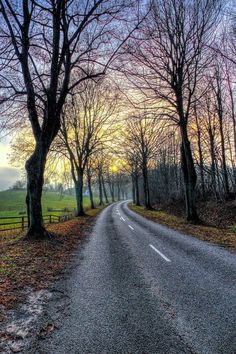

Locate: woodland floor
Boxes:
[0,207,103,322]
[129,199,236,249]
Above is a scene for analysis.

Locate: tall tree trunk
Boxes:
[180,124,199,222]
[102,175,109,203]
[216,74,230,196]
[227,70,236,192]
[218,113,230,196]
[131,173,136,204]
[227,133,236,196]
[162,150,170,201]
[98,170,104,205]
[208,127,217,199]
[26,194,30,228]
[194,107,205,198]
[111,182,115,202]
[117,176,121,201]
[75,168,85,216]
[215,159,223,199]
[135,173,140,206]
[197,137,205,199]
[172,134,179,193]
[87,170,95,209]
[108,176,115,202]
[142,161,151,209]
[25,142,48,238]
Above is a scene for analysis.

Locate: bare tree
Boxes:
[0,0,138,238]
[57,80,117,215]
[129,153,141,206]
[212,64,230,195]
[123,113,164,209]
[86,160,96,210]
[124,0,221,221]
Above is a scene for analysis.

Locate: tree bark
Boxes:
[75,168,85,216]
[135,173,140,206]
[195,115,205,198]
[117,176,121,201]
[102,175,109,203]
[108,176,115,202]
[131,173,136,204]
[180,124,199,222]
[87,170,95,209]
[98,170,104,205]
[25,142,48,238]
[226,71,236,194]
[111,183,115,202]
[208,125,218,199]
[216,74,230,196]
[142,162,152,209]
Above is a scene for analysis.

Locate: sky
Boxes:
[0,136,20,191]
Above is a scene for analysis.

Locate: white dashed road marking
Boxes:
[149,244,171,262]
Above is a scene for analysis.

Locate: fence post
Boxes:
[22,217,24,231]
[49,215,52,224]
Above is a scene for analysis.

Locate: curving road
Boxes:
[34,201,236,354]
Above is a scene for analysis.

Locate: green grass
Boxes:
[0,189,96,215]
[0,189,99,230]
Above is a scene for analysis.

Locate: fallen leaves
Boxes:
[0,208,102,320]
[129,203,236,249]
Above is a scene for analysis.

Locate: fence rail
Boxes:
[0,213,75,232]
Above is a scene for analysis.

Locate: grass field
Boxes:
[0,189,97,231]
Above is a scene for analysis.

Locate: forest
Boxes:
[0,0,235,238]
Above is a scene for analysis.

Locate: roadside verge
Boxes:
[129,203,236,249]
[0,207,104,322]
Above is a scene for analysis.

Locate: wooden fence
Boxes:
[0,213,75,232]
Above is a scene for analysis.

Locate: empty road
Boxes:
[33,201,236,354]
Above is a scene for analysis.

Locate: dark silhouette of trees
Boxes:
[123,0,221,221]
[0,0,139,237]
[123,113,165,209]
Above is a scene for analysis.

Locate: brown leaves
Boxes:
[130,203,236,249]
[0,208,101,319]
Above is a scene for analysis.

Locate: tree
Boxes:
[11,179,26,190]
[212,64,230,195]
[123,112,164,209]
[86,161,96,210]
[0,0,136,238]
[124,0,221,221]
[129,154,141,206]
[58,80,117,215]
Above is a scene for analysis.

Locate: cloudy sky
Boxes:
[0,137,20,191]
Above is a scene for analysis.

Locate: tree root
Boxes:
[24,227,58,242]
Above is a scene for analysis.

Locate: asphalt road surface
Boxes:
[33,201,236,354]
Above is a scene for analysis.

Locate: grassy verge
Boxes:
[0,206,104,320]
[129,203,236,249]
